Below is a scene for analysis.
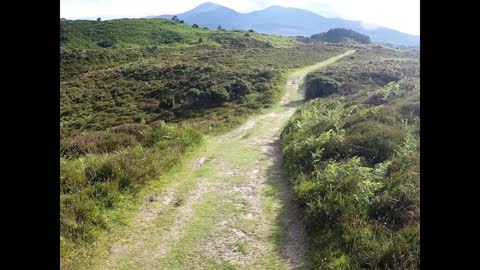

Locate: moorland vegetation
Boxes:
[280,46,420,269]
[60,17,347,269]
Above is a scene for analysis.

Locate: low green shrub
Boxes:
[280,48,419,269]
[381,224,420,269]
[297,157,384,224]
[142,121,176,147]
[110,123,150,141]
[60,131,137,158]
[84,156,117,183]
[364,92,386,106]
[60,192,105,243]
[304,75,342,99]
[345,121,407,165]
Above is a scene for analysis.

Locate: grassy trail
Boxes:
[91,50,355,270]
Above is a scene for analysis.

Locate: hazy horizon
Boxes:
[60,0,420,36]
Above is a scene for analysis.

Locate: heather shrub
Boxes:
[280,49,419,269]
[60,122,202,266]
[304,75,342,99]
[60,132,137,158]
[344,121,407,165]
[110,123,150,141]
[60,192,105,243]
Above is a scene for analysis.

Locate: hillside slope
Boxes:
[60,18,298,49]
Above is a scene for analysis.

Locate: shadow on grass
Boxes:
[262,138,308,269]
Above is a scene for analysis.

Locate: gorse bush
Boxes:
[304,75,342,100]
[280,47,419,269]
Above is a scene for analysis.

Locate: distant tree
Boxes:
[171,16,178,22]
[244,33,250,37]
[179,20,184,24]
[97,17,101,22]
[203,27,209,30]
[248,29,255,33]
[192,24,199,28]
[217,25,223,31]
[198,37,203,43]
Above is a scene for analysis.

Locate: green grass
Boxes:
[60,18,299,49]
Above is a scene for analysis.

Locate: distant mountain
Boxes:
[310,28,371,44]
[146,2,241,29]
[148,2,419,46]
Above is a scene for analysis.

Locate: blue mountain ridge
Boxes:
[146,2,419,46]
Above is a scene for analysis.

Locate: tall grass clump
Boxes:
[60,122,202,269]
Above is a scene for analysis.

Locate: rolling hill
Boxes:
[310,28,372,44]
[60,18,298,49]
[147,2,419,46]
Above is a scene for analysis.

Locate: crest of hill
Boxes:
[310,28,372,44]
[60,18,298,49]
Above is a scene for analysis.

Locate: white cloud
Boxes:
[60,0,419,35]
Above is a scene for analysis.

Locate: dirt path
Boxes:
[92,50,355,270]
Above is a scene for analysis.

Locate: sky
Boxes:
[60,0,420,36]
